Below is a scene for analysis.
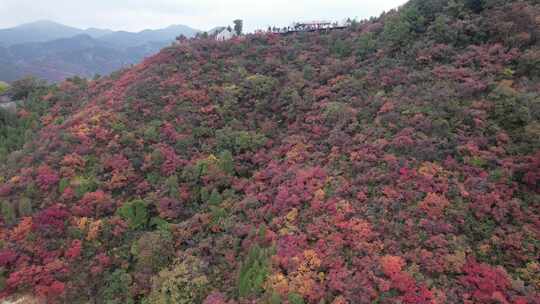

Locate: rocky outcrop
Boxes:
[1,295,42,304]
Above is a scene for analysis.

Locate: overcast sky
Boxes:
[0,0,407,32]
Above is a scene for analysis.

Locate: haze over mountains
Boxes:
[0,20,200,82]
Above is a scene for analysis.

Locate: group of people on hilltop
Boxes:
[268,22,335,33]
[260,19,352,34]
[177,18,352,42]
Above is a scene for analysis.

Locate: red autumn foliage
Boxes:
[460,260,512,303]
[72,190,114,217]
[36,165,60,191]
[64,240,83,260]
[0,249,18,267]
[418,193,450,219]
[32,206,70,236]
[380,255,406,278]
[0,1,539,303]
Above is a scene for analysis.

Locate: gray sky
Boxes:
[0,0,407,32]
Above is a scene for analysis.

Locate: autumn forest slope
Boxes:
[0,0,539,303]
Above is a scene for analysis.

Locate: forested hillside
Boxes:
[0,0,539,303]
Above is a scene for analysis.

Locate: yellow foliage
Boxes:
[286,143,307,162]
[0,81,8,93]
[10,217,33,241]
[147,255,209,304]
[278,208,300,236]
[478,243,491,255]
[314,189,325,201]
[74,217,101,240]
[266,273,290,295]
[76,217,89,231]
[444,250,466,272]
[281,250,324,297]
[72,124,91,137]
[331,296,348,304]
[278,227,290,236]
[90,113,102,125]
[9,176,21,184]
[286,208,298,222]
[496,79,518,95]
[418,162,446,178]
[518,261,540,289]
[206,154,219,163]
[87,219,102,241]
[108,171,128,189]
[301,250,321,271]
[290,273,317,297]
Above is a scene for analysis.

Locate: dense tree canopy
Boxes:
[0,0,539,303]
[0,82,8,95]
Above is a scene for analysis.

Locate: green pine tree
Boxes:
[1,201,16,225]
[219,150,235,175]
[208,189,223,206]
[18,197,33,217]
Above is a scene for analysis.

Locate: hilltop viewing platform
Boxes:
[259,20,352,35]
[203,19,353,41]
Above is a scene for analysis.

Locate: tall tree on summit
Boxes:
[233,19,243,36]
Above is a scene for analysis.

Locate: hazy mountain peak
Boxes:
[0,20,83,45]
[0,21,201,82]
[17,19,68,28]
[0,20,200,48]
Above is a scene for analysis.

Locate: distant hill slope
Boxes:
[98,24,200,48]
[0,34,169,82]
[0,21,200,82]
[0,0,539,304]
[0,20,87,45]
[0,20,200,47]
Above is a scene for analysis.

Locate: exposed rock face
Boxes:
[0,95,24,113]
[1,295,42,304]
[0,102,17,113]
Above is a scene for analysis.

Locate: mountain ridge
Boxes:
[0,21,201,82]
[0,20,201,46]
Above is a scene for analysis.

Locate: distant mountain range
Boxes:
[0,20,200,82]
